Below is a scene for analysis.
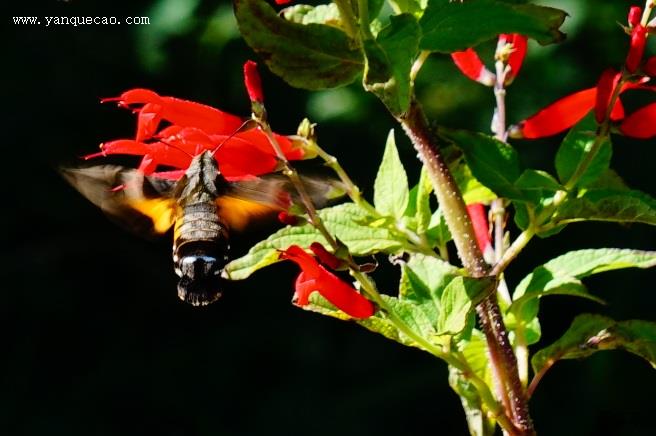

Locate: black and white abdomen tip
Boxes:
[176,254,223,306]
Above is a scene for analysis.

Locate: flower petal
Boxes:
[136,103,163,141]
[451,49,496,86]
[626,25,647,73]
[466,203,493,258]
[512,88,595,138]
[281,245,374,319]
[594,68,621,123]
[215,141,278,180]
[294,269,374,319]
[628,6,642,27]
[244,60,264,103]
[106,88,245,136]
[97,139,192,169]
[500,34,528,84]
[280,245,323,276]
[102,88,163,107]
[620,102,656,138]
[232,129,305,161]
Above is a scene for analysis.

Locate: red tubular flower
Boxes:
[103,88,244,140]
[93,88,307,181]
[277,211,299,226]
[280,245,374,319]
[511,88,596,138]
[620,102,656,138]
[628,6,642,27]
[594,68,622,123]
[451,49,496,86]
[466,204,494,262]
[626,24,648,73]
[243,60,264,103]
[452,34,527,86]
[274,0,292,4]
[499,34,528,84]
[509,75,639,139]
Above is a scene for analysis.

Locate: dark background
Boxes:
[4,0,656,435]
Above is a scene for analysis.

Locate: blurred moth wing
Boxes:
[61,151,343,306]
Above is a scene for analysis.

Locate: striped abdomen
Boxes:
[173,201,229,306]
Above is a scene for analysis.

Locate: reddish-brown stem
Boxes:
[527,358,556,400]
[396,99,535,435]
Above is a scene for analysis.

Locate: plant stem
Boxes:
[258,120,340,253]
[490,228,535,277]
[398,99,487,276]
[491,56,512,306]
[411,50,431,82]
[515,327,529,387]
[333,0,360,41]
[396,99,535,435]
[526,356,559,399]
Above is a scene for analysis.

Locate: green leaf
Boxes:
[555,114,612,188]
[304,293,420,347]
[514,170,563,206]
[374,130,410,218]
[441,128,524,200]
[224,203,404,279]
[367,0,386,22]
[532,314,656,377]
[399,254,492,336]
[438,276,494,335]
[234,0,362,89]
[363,14,421,115]
[426,209,452,247]
[510,249,656,343]
[513,201,530,231]
[554,189,656,226]
[307,293,442,350]
[587,169,629,191]
[419,0,566,52]
[452,161,497,205]
[400,253,459,301]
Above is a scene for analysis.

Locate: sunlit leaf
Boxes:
[224,203,404,279]
[510,249,656,344]
[374,130,410,218]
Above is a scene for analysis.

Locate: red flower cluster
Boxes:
[510,5,656,139]
[451,34,528,86]
[280,244,375,319]
[88,87,305,181]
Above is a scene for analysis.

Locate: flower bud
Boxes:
[243,60,264,103]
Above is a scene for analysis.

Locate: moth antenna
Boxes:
[158,138,194,158]
[210,119,255,157]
